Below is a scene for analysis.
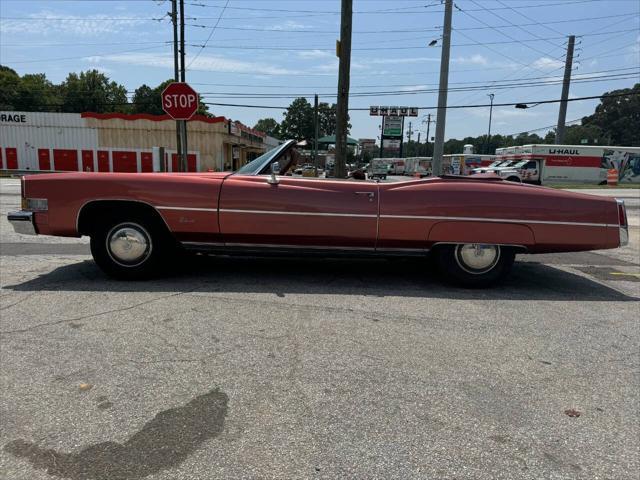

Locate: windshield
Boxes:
[235,140,296,175]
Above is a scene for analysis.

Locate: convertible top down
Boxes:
[9,140,629,287]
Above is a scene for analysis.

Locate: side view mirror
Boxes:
[268,163,280,185]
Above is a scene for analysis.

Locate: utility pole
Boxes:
[555,35,575,144]
[171,0,182,173]
[313,94,319,169]
[432,0,453,176]
[486,93,494,154]
[423,113,433,157]
[405,121,413,158]
[179,0,188,172]
[334,0,352,178]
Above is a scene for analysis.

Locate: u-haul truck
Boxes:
[493,144,640,185]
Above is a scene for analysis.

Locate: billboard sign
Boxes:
[383,116,403,137]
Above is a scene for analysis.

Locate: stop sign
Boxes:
[161,82,199,120]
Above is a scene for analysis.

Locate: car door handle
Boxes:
[354,191,375,201]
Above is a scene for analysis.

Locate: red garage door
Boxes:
[38,149,51,170]
[112,151,137,172]
[97,151,110,172]
[140,152,153,172]
[170,153,197,172]
[53,149,78,171]
[0,148,4,169]
[5,148,18,169]
[82,150,94,172]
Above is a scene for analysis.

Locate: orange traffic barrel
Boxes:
[607,169,618,186]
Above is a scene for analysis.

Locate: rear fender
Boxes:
[428,221,535,248]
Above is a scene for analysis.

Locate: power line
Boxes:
[190,72,638,99]
[15,68,637,95]
[185,0,229,69]
[504,118,583,137]
[6,44,171,64]
[197,92,639,111]
[457,1,558,58]
[475,0,564,48]
[183,12,636,34]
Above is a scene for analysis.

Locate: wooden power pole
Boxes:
[432,0,453,176]
[171,0,182,172]
[334,0,352,178]
[555,35,575,144]
[179,0,188,172]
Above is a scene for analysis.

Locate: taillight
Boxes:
[617,199,627,227]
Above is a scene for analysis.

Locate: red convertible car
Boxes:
[8,140,629,287]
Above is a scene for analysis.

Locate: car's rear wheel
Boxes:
[90,216,171,279]
[434,243,515,287]
[506,176,521,183]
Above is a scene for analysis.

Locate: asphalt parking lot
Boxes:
[0,177,638,479]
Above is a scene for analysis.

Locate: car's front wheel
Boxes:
[433,244,515,287]
[90,216,171,279]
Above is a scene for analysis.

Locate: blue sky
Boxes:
[1,0,639,142]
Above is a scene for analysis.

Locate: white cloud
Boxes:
[297,50,333,59]
[466,108,542,120]
[399,85,428,92]
[363,56,440,65]
[531,57,564,70]
[268,20,312,31]
[101,52,302,76]
[0,11,149,36]
[453,54,488,65]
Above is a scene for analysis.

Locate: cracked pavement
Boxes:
[0,178,639,479]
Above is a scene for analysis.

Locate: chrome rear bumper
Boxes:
[8,211,37,235]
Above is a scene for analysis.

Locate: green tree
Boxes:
[60,70,128,113]
[280,97,314,141]
[0,66,60,111]
[131,83,162,114]
[582,84,639,146]
[254,117,280,137]
[0,66,21,110]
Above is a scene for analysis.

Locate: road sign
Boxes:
[161,82,199,120]
[370,106,418,117]
[383,116,403,137]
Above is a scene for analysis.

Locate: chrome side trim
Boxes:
[380,214,614,228]
[219,208,377,219]
[156,206,217,212]
[180,241,428,255]
[8,211,37,235]
[224,243,375,250]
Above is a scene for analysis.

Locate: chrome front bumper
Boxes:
[8,211,37,235]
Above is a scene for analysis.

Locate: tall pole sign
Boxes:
[370,106,418,158]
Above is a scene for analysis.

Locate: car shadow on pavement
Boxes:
[3,255,636,302]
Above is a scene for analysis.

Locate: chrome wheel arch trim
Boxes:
[76,198,173,235]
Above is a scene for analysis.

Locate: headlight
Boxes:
[22,198,48,211]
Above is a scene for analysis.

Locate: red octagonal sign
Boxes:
[161,82,199,120]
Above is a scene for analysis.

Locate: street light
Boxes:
[515,102,542,109]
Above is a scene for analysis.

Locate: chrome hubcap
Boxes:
[107,223,152,267]
[455,244,500,274]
